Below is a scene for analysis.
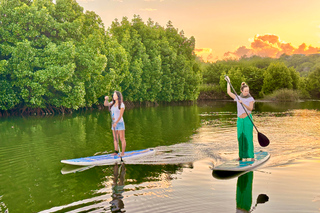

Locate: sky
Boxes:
[72,0,320,61]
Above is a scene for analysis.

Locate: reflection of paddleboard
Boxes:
[61,148,155,166]
[212,170,247,180]
[212,151,270,172]
[61,165,94,175]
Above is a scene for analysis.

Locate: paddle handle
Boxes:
[224,75,259,133]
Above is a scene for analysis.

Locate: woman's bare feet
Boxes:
[112,150,119,156]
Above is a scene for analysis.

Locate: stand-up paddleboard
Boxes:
[212,151,270,172]
[61,148,155,166]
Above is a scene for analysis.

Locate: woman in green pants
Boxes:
[225,76,255,161]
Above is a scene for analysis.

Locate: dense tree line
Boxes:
[0,0,201,114]
[202,54,320,99]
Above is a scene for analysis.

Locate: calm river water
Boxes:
[0,101,320,213]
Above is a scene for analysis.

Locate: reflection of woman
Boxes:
[110,162,126,213]
[236,172,253,212]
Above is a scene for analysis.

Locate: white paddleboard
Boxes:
[61,148,155,166]
[212,151,270,172]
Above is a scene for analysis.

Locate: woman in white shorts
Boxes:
[104,91,126,156]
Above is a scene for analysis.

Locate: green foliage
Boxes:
[0,1,201,112]
[0,60,20,110]
[306,67,320,98]
[219,67,245,94]
[280,54,320,76]
[203,57,267,99]
[264,89,300,102]
[109,15,200,102]
[232,66,264,98]
[203,63,228,85]
[201,53,320,100]
[262,62,297,95]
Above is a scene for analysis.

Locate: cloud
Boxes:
[225,34,320,59]
[195,48,212,54]
[140,8,157,11]
[194,48,215,62]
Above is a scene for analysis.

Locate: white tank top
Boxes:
[110,102,125,123]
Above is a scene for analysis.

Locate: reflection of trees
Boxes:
[109,163,126,213]
[0,105,199,212]
[125,105,201,148]
[0,196,9,213]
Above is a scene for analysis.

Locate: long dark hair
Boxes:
[109,91,123,110]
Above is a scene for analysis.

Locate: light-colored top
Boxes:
[234,96,255,117]
[110,102,125,123]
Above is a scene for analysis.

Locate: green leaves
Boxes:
[109,16,201,103]
[262,62,297,95]
[306,67,320,98]
[0,0,201,112]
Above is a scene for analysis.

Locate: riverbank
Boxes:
[0,95,318,118]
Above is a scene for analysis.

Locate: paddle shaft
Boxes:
[225,76,259,133]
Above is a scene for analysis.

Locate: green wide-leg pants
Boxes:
[237,114,254,159]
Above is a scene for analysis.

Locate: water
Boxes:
[0,101,320,212]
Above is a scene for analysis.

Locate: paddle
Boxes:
[250,194,269,212]
[224,75,270,147]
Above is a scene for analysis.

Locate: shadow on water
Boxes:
[212,170,248,180]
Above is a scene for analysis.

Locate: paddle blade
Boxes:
[257,194,269,204]
[258,132,270,147]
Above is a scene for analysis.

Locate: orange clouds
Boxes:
[224,34,320,59]
[194,48,217,62]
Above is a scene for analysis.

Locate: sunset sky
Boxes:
[72,0,320,61]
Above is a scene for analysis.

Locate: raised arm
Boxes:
[104,96,112,107]
[225,76,236,100]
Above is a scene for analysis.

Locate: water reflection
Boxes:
[236,172,269,213]
[109,163,126,213]
[1,101,319,212]
[236,172,253,212]
[212,171,269,212]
